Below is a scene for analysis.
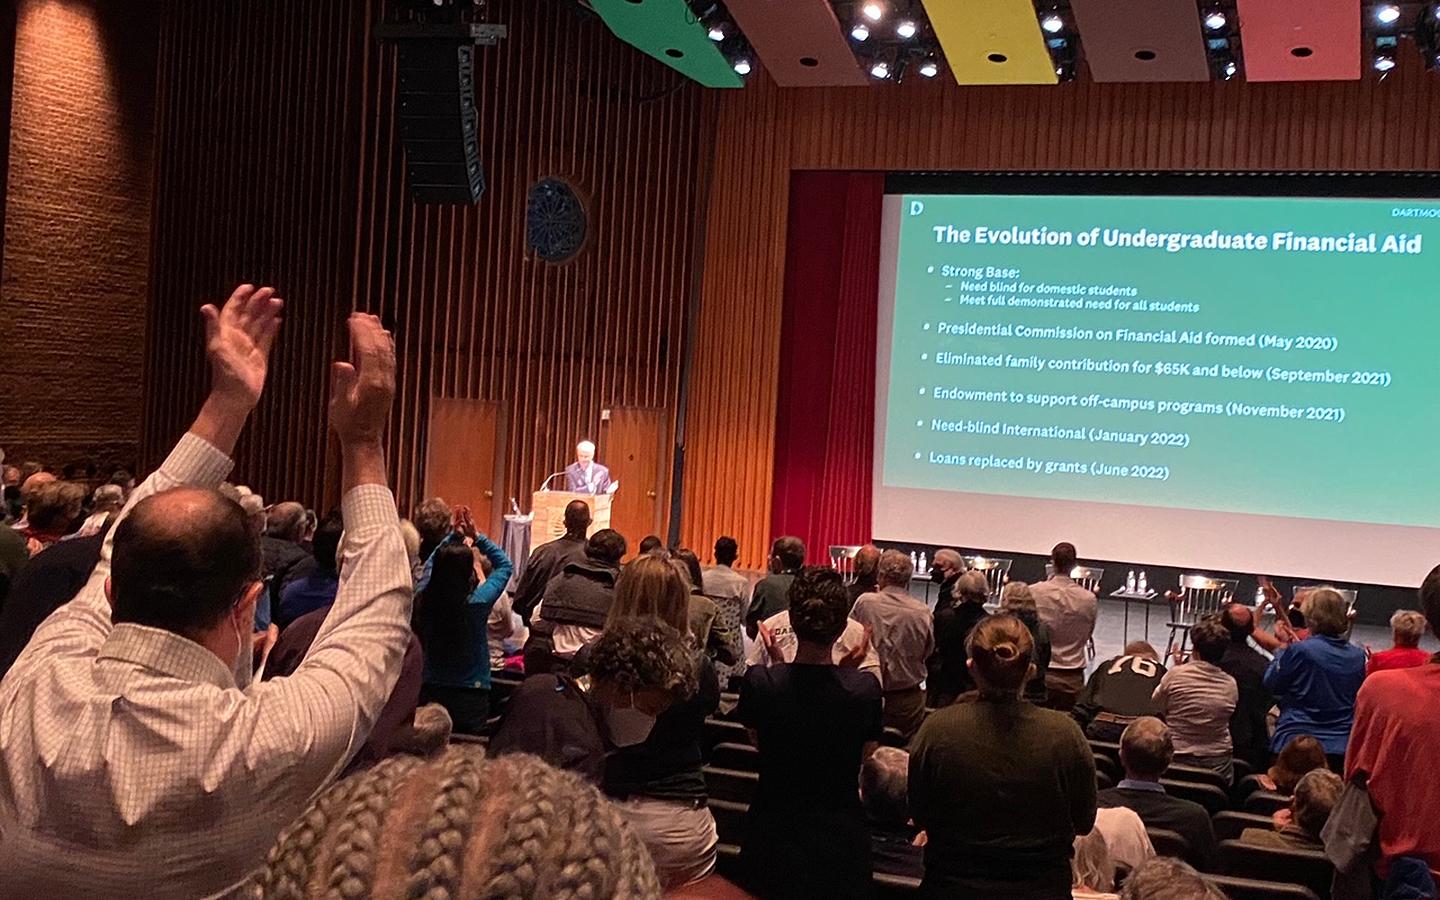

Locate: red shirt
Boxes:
[1346,663,1440,880]
[1367,647,1433,676]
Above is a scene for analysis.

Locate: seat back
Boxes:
[874,872,923,899]
[1045,563,1105,595]
[1174,574,1239,625]
[1146,827,1192,862]
[1213,811,1280,843]
[828,545,863,582]
[703,766,759,805]
[1242,790,1290,817]
[709,797,749,845]
[704,717,750,752]
[1207,874,1321,900]
[711,741,759,772]
[965,555,1012,602]
[1092,753,1121,784]
[1097,770,1115,791]
[1159,779,1230,815]
[1089,739,1123,765]
[1167,763,1231,792]
[1217,840,1333,900]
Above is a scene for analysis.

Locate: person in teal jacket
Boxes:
[412,515,513,734]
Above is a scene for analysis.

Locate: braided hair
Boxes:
[248,747,660,900]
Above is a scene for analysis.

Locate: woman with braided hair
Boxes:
[248,745,662,899]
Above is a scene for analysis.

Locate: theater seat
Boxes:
[874,871,922,898]
[1093,753,1121,784]
[1217,840,1333,900]
[1168,763,1231,792]
[1147,827,1193,862]
[1160,779,1231,815]
[705,717,750,751]
[710,741,759,772]
[1097,770,1115,791]
[880,727,909,748]
[714,841,745,883]
[1090,740,1123,764]
[704,766,759,805]
[710,798,749,845]
[1233,774,1268,805]
[1207,874,1322,900]
[1213,811,1277,842]
[1242,790,1290,817]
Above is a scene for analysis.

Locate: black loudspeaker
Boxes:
[394,40,484,205]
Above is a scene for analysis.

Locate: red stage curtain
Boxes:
[770,171,884,563]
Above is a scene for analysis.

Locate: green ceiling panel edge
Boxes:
[589,0,744,88]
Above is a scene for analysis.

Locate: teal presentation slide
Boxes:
[882,193,1440,529]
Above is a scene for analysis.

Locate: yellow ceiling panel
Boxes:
[923,0,1058,85]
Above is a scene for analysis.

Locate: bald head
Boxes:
[1222,602,1254,642]
[563,499,593,536]
[268,500,307,542]
[111,487,262,640]
[853,544,881,580]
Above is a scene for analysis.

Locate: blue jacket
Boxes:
[1264,634,1366,756]
[415,532,513,690]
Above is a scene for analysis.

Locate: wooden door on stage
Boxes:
[604,407,668,549]
[425,398,503,535]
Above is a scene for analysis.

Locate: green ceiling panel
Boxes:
[589,0,745,88]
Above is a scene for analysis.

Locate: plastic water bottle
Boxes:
[910,551,918,569]
[1138,571,1148,594]
[918,551,928,572]
[1126,570,1137,593]
[1255,585,1265,605]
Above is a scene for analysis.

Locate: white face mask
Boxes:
[231,606,253,691]
[605,704,657,748]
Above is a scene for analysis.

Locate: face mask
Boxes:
[231,606,253,691]
[930,567,946,584]
[605,703,657,748]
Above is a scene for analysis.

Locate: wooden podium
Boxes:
[530,490,611,549]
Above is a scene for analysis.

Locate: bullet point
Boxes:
[944,297,953,302]
[923,322,930,330]
[918,387,926,395]
[916,419,924,427]
[921,353,928,360]
[914,451,922,459]
[927,266,935,273]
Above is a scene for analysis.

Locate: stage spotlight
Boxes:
[851,22,870,41]
[918,57,940,77]
[862,2,884,22]
[1204,10,1227,31]
[707,23,726,41]
[1041,14,1065,34]
[870,59,891,79]
[1374,49,1396,71]
[896,19,918,39]
[1222,60,1238,79]
[1377,4,1401,25]
[733,57,752,75]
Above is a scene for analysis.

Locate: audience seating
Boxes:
[704,766,758,805]
[1242,790,1291,817]
[1207,874,1322,900]
[710,798,748,845]
[710,741,759,772]
[1160,779,1230,815]
[1217,840,1333,900]
[1231,758,1255,781]
[704,717,750,752]
[1089,739,1123,764]
[875,872,923,899]
[1092,752,1121,783]
[1146,827,1193,862]
[1213,811,1277,843]
[1168,763,1232,792]
[1097,770,1115,791]
[880,726,910,748]
[1234,773,1268,804]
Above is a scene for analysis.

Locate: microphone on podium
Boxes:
[538,470,568,492]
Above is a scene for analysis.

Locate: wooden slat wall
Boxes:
[143,0,705,519]
[680,57,1440,569]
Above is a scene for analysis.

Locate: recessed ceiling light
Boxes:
[733,57,752,75]
[1374,51,1397,71]
[1377,5,1401,25]
[1223,60,1238,78]
[1203,11,1227,30]
[708,24,726,41]
[862,2,884,22]
[870,60,891,78]
[851,22,870,41]
[919,59,939,77]
[896,19,918,39]
[1041,14,1064,34]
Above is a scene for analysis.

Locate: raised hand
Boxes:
[329,313,396,448]
[200,284,283,409]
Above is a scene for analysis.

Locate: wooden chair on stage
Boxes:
[964,555,1012,605]
[1292,583,1358,614]
[1166,574,1238,662]
[828,545,863,583]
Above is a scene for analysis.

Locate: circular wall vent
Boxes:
[526,178,587,263]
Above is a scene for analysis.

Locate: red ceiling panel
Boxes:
[725,0,869,86]
[1071,0,1211,82]
[1237,0,1360,81]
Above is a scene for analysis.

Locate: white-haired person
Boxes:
[851,549,934,738]
[1367,609,1431,675]
[565,439,613,494]
[75,483,125,537]
[1264,587,1366,770]
[1071,827,1120,900]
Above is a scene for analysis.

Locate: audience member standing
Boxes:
[673,547,720,650]
[746,600,881,684]
[847,543,881,609]
[276,511,343,629]
[260,500,311,611]
[1368,609,1431,674]
[927,569,989,707]
[1217,603,1276,770]
[1151,618,1238,783]
[0,289,414,898]
[739,567,883,900]
[1002,581,1053,705]
[851,549,934,738]
[1265,587,1366,768]
[1097,718,1218,871]
[910,614,1097,900]
[511,499,591,623]
[928,548,966,611]
[1072,642,1166,742]
[411,519,513,734]
[702,535,750,689]
[1031,542,1099,711]
[1344,566,1440,883]
[745,535,805,636]
[525,529,626,673]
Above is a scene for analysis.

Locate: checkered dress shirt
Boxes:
[0,433,414,898]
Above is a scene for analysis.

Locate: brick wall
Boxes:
[0,0,156,476]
